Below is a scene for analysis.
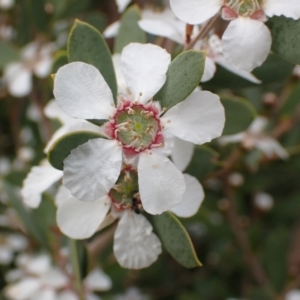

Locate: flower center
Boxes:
[224,0,262,16]
[109,168,142,213]
[105,100,164,156]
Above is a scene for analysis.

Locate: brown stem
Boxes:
[224,184,270,287]
[184,10,221,51]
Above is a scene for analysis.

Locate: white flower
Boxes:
[170,0,300,71]
[253,192,274,211]
[56,168,204,269]
[138,8,260,83]
[0,233,27,265]
[0,0,14,10]
[219,116,289,159]
[285,290,300,300]
[53,43,225,215]
[3,41,54,97]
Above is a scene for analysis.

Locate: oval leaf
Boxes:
[68,19,117,101]
[154,50,206,109]
[114,5,146,53]
[221,96,256,135]
[48,131,104,170]
[267,16,300,65]
[153,212,202,268]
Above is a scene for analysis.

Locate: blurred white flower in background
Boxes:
[170,0,300,71]
[219,116,289,160]
[115,0,131,13]
[0,0,14,10]
[285,290,300,300]
[253,192,274,211]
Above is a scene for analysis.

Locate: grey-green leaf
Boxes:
[267,16,300,65]
[154,51,206,109]
[114,5,146,53]
[0,41,20,69]
[68,20,117,101]
[221,96,256,135]
[48,131,104,170]
[153,212,202,268]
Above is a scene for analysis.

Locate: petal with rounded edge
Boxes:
[263,0,300,19]
[21,160,63,208]
[84,268,112,291]
[170,0,222,25]
[116,0,131,13]
[34,56,52,78]
[31,289,57,300]
[114,211,162,269]
[63,138,122,202]
[103,21,120,38]
[171,137,194,172]
[54,62,115,120]
[255,137,289,160]
[57,195,110,239]
[138,151,186,215]
[138,19,183,44]
[162,90,225,144]
[4,63,32,97]
[201,57,216,82]
[121,43,170,103]
[40,268,68,289]
[222,18,272,72]
[171,174,204,218]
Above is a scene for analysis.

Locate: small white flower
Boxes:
[170,0,300,71]
[138,8,260,83]
[219,116,289,159]
[56,167,204,269]
[53,43,224,215]
[3,41,54,97]
[253,192,274,211]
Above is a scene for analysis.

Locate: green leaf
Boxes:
[4,182,48,247]
[52,50,68,73]
[48,131,104,170]
[280,82,300,118]
[81,12,107,32]
[0,41,20,69]
[267,16,300,64]
[114,5,146,53]
[68,20,117,101]
[154,50,206,109]
[221,96,256,135]
[185,146,219,180]
[153,212,202,268]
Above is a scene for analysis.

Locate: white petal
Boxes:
[40,268,68,289]
[57,195,110,239]
[34,56,52,78]
[57,291,78,300]
[4,63,32,97]
[63,138,122,202]
[0,0,14,10]
[53,62,115,120]
[84,268,112,291]
[85,294,101,300]
[162,90,225,144]
[171,174,204,218]
[113,211,162,269]
[222,18,272,72]
[138,151,186,215]
[103,21,120,38]
[44,100,74,125]
[248,117,268,134]
[121,43,171,103]
[201,57,216,82]
[215,56,261,83]
[116,0,131,13]
[218,133,245,145]
[263,0,300,19]
[285,290,300,300]
[0,248,13,264]
[171,137,194,172]
[5,278,40,300]
[7,234,28,251]
[25,254,51,276]
[31,289,57,300]
[170,0,222,24]
[112,54,127,94]
[138,19,183,44]
[21,160,63,208]
[255,138,289,160]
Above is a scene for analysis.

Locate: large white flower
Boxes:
[219,116,289,159]
[170,0,300,71]
[3,41,54,97]
[53,43,224,215]
[138,8,260,83]
[56,168,204,269]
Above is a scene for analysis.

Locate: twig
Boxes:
[184,10,221,51]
